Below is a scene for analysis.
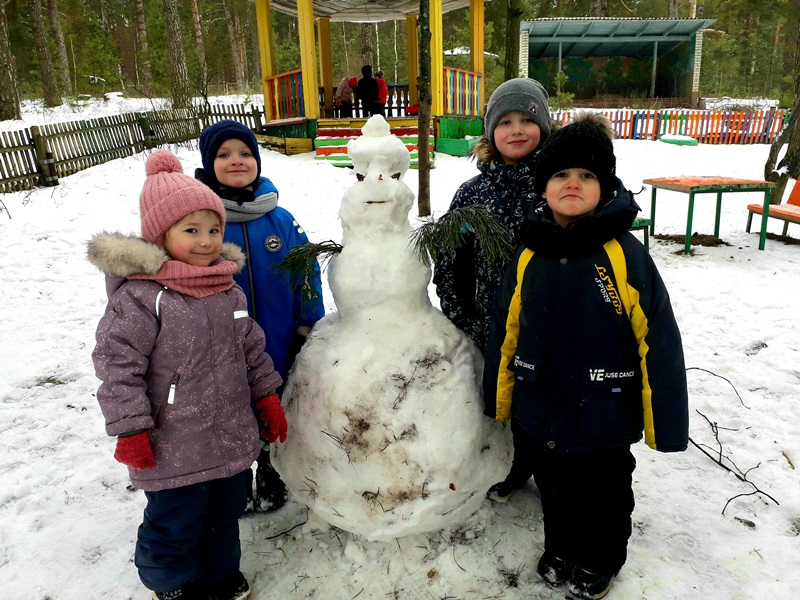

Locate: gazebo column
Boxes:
[469,0,484,111]
[254,0,275,120]
[406,15,419,107]
[430,0,443,116]
[318,17,333,118]
[297,0,319,119]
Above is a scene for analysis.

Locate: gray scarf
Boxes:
[221,192,278,223]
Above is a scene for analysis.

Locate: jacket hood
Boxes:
[521,178,640,257]
[87,231,245,278]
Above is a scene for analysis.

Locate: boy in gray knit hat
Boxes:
[433,77,554,504]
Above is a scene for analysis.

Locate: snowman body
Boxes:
[271,116,511,541]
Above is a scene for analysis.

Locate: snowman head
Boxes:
[340,116,414,231]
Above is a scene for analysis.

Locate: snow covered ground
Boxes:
[1,99,799,599]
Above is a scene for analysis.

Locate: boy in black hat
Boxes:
[483,113,689,599]
[434,77,554,503]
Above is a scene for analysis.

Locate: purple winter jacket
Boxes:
[89,232,283,491]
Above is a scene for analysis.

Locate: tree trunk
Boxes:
[161,0,191,109]
[764,7,800,202]
[417,0,431,218]
[190,0,207,84]
[361,22,373,66]
[0,0,21,120]
[135,0,151,90]
[222,0,245,88]
[46,0,72,96]
[503,0,524,81]
[689,0,697,18]
[669,0,678,18]
[590,0,608,17]
[29,0,62,107]
[233,5,249,85]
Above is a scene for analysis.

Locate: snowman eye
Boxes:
[391,172,401,180]
[356,173,365,181]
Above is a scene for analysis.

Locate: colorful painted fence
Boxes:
[443,67,482,117]
[265,70,304,121]
[551,108,790,144]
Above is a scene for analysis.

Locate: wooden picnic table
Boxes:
[643,176,775,253]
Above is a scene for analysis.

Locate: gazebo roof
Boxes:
[269,0,471,22]
[522,17,717,59]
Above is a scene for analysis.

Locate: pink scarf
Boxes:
[130,259,237,299]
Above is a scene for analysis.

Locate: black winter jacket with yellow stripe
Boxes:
[483,180,689,454]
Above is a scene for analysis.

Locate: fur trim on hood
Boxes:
[87,231,245,278]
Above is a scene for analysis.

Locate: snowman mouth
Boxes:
[365,200,389,204]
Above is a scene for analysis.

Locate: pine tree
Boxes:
[160,0,191,108]
[46,0,73,96]
[29,0,62,106]
[0,0,21,120]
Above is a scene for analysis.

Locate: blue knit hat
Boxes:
[199,120,261,186]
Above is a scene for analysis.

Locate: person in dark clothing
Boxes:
[432,78,553,503]
[483,112,689,599]
[357,64,379,117]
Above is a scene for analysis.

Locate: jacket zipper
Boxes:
[241,226,258,322]
[167,373,181,404]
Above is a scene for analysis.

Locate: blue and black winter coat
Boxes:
[197,172,325,382]
[483,180,689,454]
[433,139,541,354]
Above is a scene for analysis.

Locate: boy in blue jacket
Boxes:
[197,120,325,513]
[483,113,689,599]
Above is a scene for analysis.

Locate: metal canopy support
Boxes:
[255,0,275,119]
[650,40,658,97]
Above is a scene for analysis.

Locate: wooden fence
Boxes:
[0,104,792,194]
[0,104,265,193]
[552,108,790,145]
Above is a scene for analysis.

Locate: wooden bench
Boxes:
[746,180,800,237]
[630,217,652,251]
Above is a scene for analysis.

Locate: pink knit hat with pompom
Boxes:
[140,150,226,248]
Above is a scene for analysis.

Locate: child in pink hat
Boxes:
[89,149,287,600]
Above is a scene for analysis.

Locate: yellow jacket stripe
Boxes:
[603,239,656,449]
[494,248,535,420]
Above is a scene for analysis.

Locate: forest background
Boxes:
[1,0,799,121]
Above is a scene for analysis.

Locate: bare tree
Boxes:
[46,0,72,96]
[417,0,431,217]
[361,22,373,66]
[590,0,608,17]
[189,0,207,83]
[764,10,800,202]
[29,0,62,107]
[669,0,678,18]
[161,0,191,108]
[0,0,21,120]
[135,0,151,89]
[503,0,524,82]
[222,0,245,88]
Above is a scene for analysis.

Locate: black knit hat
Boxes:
[199,120,262,186]
[533,112,617,202]
[484,78,551,146]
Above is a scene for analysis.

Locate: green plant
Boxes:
[550,70,574,111]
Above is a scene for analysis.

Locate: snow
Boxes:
[271,116,512,541]
[1,101,800,599]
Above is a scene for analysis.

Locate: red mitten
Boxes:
[256,394,288,443]
[114,431,156,469]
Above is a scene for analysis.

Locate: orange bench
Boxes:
[746,180,800,237]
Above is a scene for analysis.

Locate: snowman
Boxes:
[271,115,511,542]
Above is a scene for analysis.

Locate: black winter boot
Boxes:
[254,448,288,512]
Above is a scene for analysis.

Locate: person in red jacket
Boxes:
[374,70,388,116]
